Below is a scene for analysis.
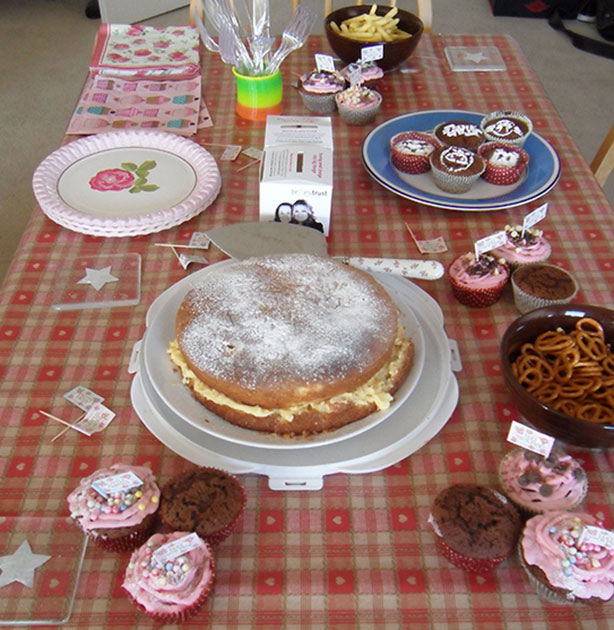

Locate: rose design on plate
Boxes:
[89,161,159,194]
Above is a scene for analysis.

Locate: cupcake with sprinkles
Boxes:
[123,531,215,622]
[519,511,614,604]
[67,463,160,552]
[448,251,510,307]
[490,224,551,268]
[335,84,382,126]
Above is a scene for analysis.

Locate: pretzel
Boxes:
[510,317,614,425]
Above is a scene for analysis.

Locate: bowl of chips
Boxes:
[501,304,614,449]
[325,4,423,71]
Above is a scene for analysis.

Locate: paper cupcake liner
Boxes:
[430,160,486,193]
[517,546,575,605]
[435,535,509,572]
[299,90,338,114]
[511,267,578,314]
[478,142,529,185]
[133,547,216,622]
[449,273,507,308]
[88,512,157,553]
[160,467,247,547]
[390,131,440,174]
[481,110,533,147]
[336,92,382,126]
[497,452,588,517]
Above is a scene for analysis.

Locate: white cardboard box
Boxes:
[259,115,333,235]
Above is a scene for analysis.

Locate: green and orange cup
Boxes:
[232,68,282,122]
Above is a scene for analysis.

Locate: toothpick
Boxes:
[50,412,86,442]
[40,410,89,437]
[236,159,260,173]
[154,243,207,250]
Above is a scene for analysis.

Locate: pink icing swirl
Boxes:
[123,532,214,616]
[491,225,551,265]
[300,70,345,94]
[67,463,160,531]
[499,448,586,512]
[522,511,614,601]
[448,252,509,290]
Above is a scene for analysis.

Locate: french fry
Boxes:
[329,4,411,44]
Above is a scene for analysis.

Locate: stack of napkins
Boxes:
[67,24,212,135]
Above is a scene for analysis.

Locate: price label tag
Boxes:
[346,63,362,86]
[63,386,104,412]
[579,525,614,550]
[242,146,263,161]
[405,223,448,254]
[507,420,554,457]
[153,533,204,566]
[92,471,143,498]
[522,202,548,234]
[361,44,383,62]
[221,144,242,161]
[188,232,211,249]
[474,230,507,259]
[315,54,336,73]
[75,402,116,436]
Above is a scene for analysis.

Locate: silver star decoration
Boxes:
[77,265,119,291]
[0,540,51,588]
[463,51,488,64]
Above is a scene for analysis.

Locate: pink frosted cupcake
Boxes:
[298,69,346,114]
[123,531,215,622]
[498,448,588,516]
[478,142,530,185]
[335,84,382,125]
[159,467,246,546]
[448,252,510,307]
[67,463,160,552]
[340,61,384,88]
[490,224,551,268]
[519,512,614,604]
[390,131,441,175]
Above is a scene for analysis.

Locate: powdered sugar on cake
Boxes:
[177,254,397,393]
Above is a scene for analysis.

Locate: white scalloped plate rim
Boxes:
[32,130,221,237]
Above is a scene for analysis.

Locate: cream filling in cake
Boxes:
[168,324,410,424]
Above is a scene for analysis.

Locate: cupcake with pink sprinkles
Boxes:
[67,463,160,552]
[519,511,614,604]
[123,531,215,622]
[335,84,382,125]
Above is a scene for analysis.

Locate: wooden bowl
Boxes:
[324,5,423,72]
[501,304,614,449]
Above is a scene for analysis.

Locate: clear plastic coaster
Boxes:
[444,46,506,72]
[51,253,141,311]
[0,516,88,626]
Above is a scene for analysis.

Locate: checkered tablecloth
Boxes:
[1,34,613,629]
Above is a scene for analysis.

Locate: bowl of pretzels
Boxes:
[501,304,614,449]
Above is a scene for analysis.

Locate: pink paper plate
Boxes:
[32,130,221,237]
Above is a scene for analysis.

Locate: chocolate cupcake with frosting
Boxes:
[433,120,485,151]
[430,146,486,193]
[481,110,533,147]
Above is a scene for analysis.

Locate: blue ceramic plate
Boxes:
[361,109,561,211]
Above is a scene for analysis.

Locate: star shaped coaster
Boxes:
[0,540,50,588]
[51,253,141,311]
[444,46,506,72]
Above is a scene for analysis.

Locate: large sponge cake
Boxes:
[169,254,413,436]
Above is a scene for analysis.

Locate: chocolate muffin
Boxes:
[429,484,522,572]
[481,110,533,146]
[433,120,485,150]
[430,146,486,193]
[511,263,578,313]
[159,467,246,546]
